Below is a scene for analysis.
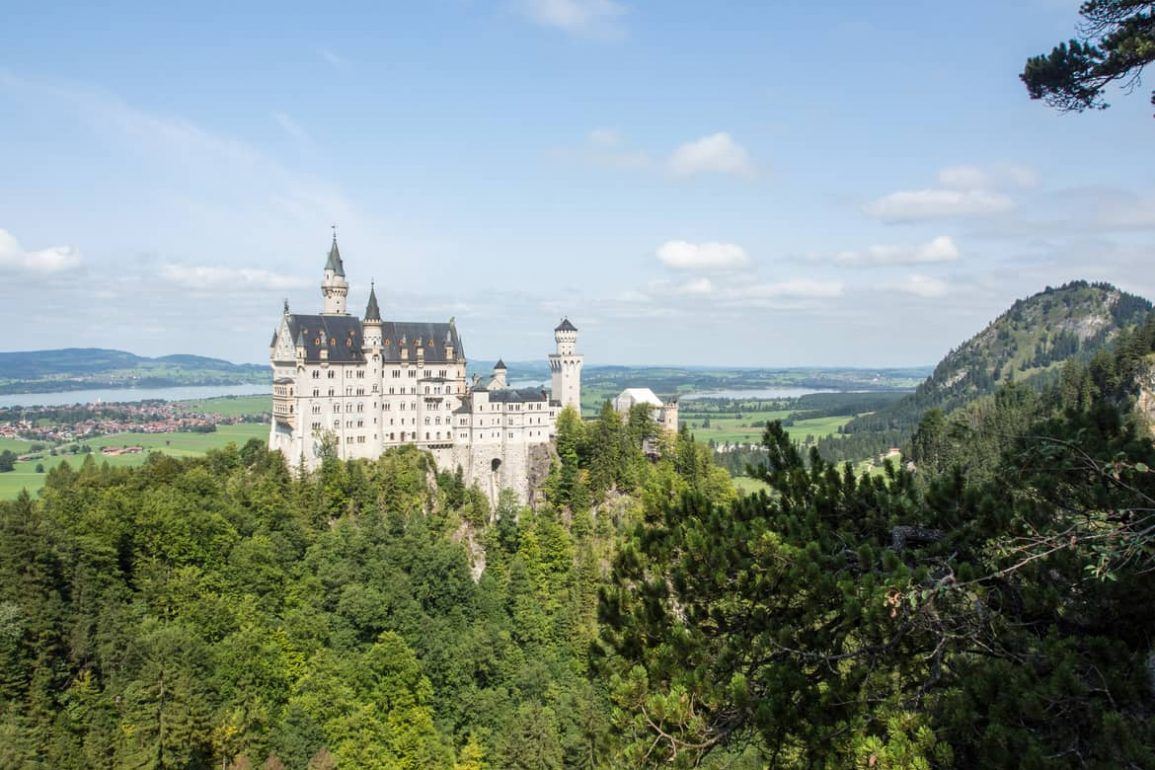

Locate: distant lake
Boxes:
[0,384,270,409]
[680,387,838,400]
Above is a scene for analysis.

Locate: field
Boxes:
[0,437,36,453]
[178,394,271,416]
[0,423,268,500]
[732,476,771,496]
[680,409,856,446]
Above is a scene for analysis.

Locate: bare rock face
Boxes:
[527,442,557,509]
[1135,359,1155,435]
[451,522,487,583]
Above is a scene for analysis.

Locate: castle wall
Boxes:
[271,245,573,507]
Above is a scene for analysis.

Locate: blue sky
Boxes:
[2,0,1152,367]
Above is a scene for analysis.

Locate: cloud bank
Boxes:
[0,229,81,274]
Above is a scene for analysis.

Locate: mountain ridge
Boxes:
[833,280,1152,455]
[0,348,267,394]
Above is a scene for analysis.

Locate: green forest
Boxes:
[2,312,1155,766]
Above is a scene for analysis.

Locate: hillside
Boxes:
[831,280,1152,458]
[0,348,267,394]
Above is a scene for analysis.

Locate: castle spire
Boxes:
[364,281,381,322]
[321,231,349,315]
[324,230,345,277]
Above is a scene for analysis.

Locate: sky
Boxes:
[1,0,1153,368]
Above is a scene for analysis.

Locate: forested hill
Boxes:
[0,348,267,393]
[833,281,1152,457]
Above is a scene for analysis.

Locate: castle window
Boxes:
[313,389,320,397]
[328,388,335,396]
[392,370,401,378]
[328,371,335,379]
[372,384,378,392]
[312,371,319,379]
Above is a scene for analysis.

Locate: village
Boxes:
[0,400,264,448]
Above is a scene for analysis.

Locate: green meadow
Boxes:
[177,394,270,416]
[0,423,268,500]
[679,409,856,446]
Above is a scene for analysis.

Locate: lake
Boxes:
[680,387,838,400]
[0,384,270,408]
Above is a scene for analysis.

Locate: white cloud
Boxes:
[1097,194,1155,230]
[937,163,1038,191]
[895,274,949,298]
[657,240,750,271]
[588,127,621,146]
[864,188,1014,223]
[737,279,844,299]
[835,235,960,266]
[520,0,626,38]
[865,163,1037,223]
[0,229,81,274]
[675,276,715,295]
[937,165,991,191]
[273,112,312,145]
[318,48,351,70]
[160,264,308,292]
[668,132,755,178]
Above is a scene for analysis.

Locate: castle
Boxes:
[268,236,584,503]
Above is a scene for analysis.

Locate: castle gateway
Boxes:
[268,237,583,503]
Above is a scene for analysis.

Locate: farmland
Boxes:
[0,423,269,500]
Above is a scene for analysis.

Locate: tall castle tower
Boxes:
[549,318,583,413]
[321,234,349,315]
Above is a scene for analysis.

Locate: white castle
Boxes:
[268,236,584,503]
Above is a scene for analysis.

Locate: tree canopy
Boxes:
[1022,1,1155,114]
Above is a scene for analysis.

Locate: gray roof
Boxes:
[283,315,464,365]
[488,387,549,403]
[555,318,577,332]
[324,237,345,276]
[493,358,507,370]
[286,314,365,364]
[379,321,464,363]
[364,284,381,322]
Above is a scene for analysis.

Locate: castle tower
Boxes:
[363,282,382,348]
[491,359,507,390]
[321,234,349,315]
[549,318,582,412]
